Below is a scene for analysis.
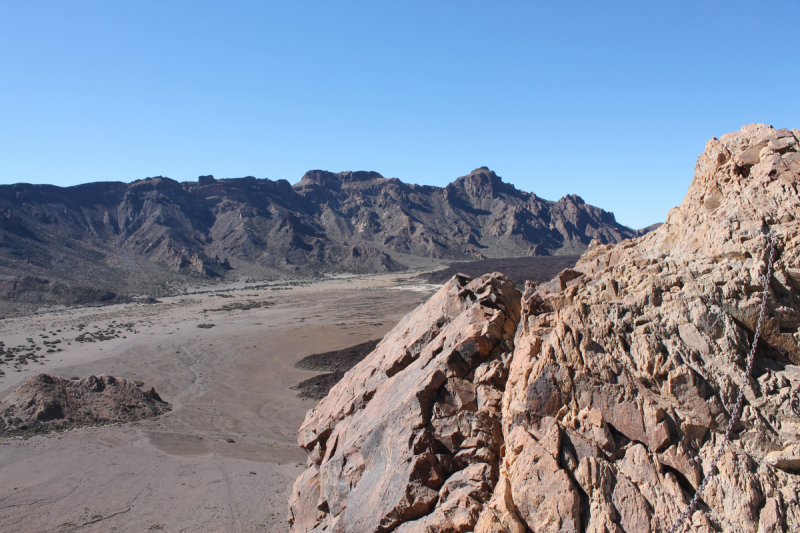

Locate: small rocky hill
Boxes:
[0,374,169,437]
[0,168,635,311]
[288,125,800,532]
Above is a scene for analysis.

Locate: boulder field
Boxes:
[288,124,800,533]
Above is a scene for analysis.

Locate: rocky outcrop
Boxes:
[289,125,800,532]
[0,276,118,305]
[0,168,634,310]
[0,374,169,437]
[289,273,521,532]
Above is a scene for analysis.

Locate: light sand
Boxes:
[0,272,439,532]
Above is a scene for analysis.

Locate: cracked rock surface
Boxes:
[289,124,800,532]
[289,273,521,532]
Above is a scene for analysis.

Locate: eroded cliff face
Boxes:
[289,124,800,532]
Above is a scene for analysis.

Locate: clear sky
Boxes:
[1,1,798,229]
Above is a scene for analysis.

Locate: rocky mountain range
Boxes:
[288,124,800,532]
[0,167,636,310]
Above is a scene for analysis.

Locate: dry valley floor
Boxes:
[0,272,438,532]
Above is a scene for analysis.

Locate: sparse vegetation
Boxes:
[0,339,51,370]
[74,322,136,343]
[203,301,272,313]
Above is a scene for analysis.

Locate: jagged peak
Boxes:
[127,176,182,192]
[295,170,385,190]
[642,123,800,258]
[451,167,520,199]
[460,166,500,181]
[555,193,586,205]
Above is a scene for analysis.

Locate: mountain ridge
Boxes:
[0,167,636,311]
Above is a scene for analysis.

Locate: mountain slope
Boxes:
[0,168,634,308]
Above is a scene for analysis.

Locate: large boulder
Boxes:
[289,273,521,532]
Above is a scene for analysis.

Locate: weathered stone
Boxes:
[489,124,800,532]
[505,426,580,533]
[289,273,520,532]
[764,443,800,472]
[289,124,800,532]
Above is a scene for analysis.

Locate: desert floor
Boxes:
[0,271,441,532]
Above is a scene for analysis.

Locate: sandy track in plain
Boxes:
[0,272,439,532]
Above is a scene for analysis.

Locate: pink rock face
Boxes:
[289,125,800,532]
[482,124,800,533]
[289,273,521,532]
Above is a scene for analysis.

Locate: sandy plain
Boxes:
[0,271,441,532]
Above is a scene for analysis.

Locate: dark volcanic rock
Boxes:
[0,374,169,437]
[295,339,382,373]
[291,372,348,402]
[0,168,634,310]
[0,276,118,305]
[292,339,383,400]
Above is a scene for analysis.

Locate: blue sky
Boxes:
[1,1,798,229]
